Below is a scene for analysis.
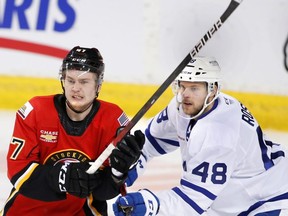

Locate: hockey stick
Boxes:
[284,34,288,72]
[86,0,243,175]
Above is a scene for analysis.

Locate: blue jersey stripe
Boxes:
[271,151,285,159]
[265,139,285,160]
[145,120,167,154]
[172,187,204,214]
[256,126,274,170]
[181,179,217,200]
[238,192,288,215]
[157,137,179,147]
[255,210,281,216]
[145,119,179,154]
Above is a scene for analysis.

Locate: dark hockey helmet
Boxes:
[59,46,105,97]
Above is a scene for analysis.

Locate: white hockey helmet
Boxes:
[172,56,221,94]
[172,56,222,119]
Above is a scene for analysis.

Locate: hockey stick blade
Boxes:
[86,0,243,174]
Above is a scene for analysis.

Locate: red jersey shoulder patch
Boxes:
[17,101,33,120]
[118,112,129,126]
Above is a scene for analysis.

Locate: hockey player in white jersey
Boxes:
[113,56,288,216]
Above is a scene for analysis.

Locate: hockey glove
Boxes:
[50,162,100,198]
[113,189,160,216]
[126,153,147,187]
[110,130,145,175]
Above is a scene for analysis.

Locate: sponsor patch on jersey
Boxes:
[118,112,129,126]
[40,130,58,143]
[17,101,33,120]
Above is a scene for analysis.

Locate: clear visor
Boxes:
[60,62,99,73]
[59,62,103,81]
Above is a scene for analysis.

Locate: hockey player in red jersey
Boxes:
[1,46,144,216]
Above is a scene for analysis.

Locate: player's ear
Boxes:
[212,84,218,96]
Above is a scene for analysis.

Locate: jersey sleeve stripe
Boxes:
[85,194,102,216]
[0,188,18,215]
[172,187,204,215]
[157,137,180,147]
[238,192,288,215]
[145,122,166,155]
[180,179,217,200]
[14,162,39,190]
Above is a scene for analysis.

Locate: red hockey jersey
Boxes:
[1,94,129,216]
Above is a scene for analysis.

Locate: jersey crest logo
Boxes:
[44,150,90,165]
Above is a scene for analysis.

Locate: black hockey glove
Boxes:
[50,162,100,198]
[110,130,145,175]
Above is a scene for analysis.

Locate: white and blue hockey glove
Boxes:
[126,153,147,187]
[113,189,160,216]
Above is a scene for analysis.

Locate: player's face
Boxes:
[178,81,208,116]
[63,70,97,110]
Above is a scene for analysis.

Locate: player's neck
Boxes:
[204,101,215,113]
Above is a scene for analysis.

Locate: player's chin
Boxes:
[182,107,193,115]
[182,103,192,110]
[183,106,198,116]
[69,100,87,109]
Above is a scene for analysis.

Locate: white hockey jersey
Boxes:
[141,93,288,215]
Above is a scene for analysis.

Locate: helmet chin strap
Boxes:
[66,100,93,114]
